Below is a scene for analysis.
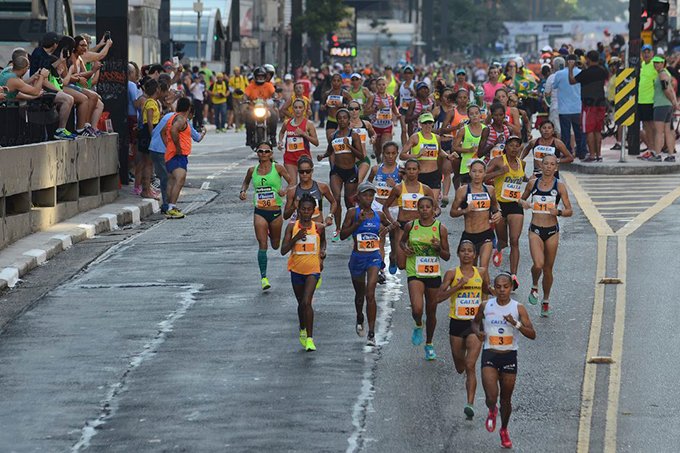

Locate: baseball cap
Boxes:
[403,64,414,73]
[652,55,665,63]
[419,112,435,123]
[541,45,553,53]
[41,32,62,48]
[416,81,429,90]
[284,74,293,81]
[358,181,377,193]
[642,44,653,51]
[456,68,466,75]
[350,72,362,79]
[507,135,522,144]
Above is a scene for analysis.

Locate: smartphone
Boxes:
[172,56,179,67]
[104,31,111,41]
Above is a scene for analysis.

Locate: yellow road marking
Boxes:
[592,200,652,205]
[576,234,609,453]
[566,173,680,453]
[604,235,627,453]
[561,173,613,236]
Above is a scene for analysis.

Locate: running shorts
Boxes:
[638,103,654,122]
[528,223,559,242]
[407,275,442,289]
[499,201,523,218]
[653,105,673,123]
[166,155,188,173]
[330,165,358,184]
[449,318,474,338]
[460,229,495,252]
[254,208,282,224]
[348,251,383,278]
[481,349,517,374]
[418,169,442,189]
[290,271,320,286]
[284,149,311,167]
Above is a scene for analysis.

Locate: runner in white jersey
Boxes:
[398,65,417,144]
[472,273,536,449]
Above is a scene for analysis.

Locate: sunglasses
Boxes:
[256,149,272,153]
[421,121,434,124]
[298,169,313,174]
[348,107,360,111]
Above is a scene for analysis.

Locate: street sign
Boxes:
[614,68,637,126]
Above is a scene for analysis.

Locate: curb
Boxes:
[564,161,680,175]
[0,198,159,291]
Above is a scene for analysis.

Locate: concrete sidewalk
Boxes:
[565,138,680,175]
[0,190,159,291]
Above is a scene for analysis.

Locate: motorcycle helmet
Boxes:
[264,64,276,78]
[253,66,267,85]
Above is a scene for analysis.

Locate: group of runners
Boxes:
[238,67,575,448]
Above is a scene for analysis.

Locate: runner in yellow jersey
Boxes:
[436,240,492,419]
[281,194,327,351]
[485,136,526,290]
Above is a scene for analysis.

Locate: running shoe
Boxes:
[500,427,512,449]
[611,143,622,151]
[511,274,519,291]
[464,404,475,420]
[638,150,654,160]
[541,303,551,317]
[299,328,307,347]
[441,197,449,208]
[151,178,161,191]
[356,322,365,337]
[377,270,386,285]
[411,325,424,346]
[85,125,101,137]
[54,129,76,141]
[367,332,376,347]
[305,337,316,351]
[388,261,398,275]
[486,406,498,432]
[133,185,143,195]
[261,277,271,291]
[492,249,503,267]
[316,276,322,289]
[665,155,676,162]
[424,344,437,360]
[528,287,539,305]
[166,208,185,219]
[648,154,662,162]
[332,231,340,242]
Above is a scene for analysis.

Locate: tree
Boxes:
[292,0,350,66]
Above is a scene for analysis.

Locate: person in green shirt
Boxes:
[638,45,658,155]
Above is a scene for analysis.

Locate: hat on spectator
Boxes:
[642,44,653,51]
[455,68,466,75]
[652,55,665,63]
[284,74,293,81]
[416,81,429,90]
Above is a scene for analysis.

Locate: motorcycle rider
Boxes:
[245,66,277,147]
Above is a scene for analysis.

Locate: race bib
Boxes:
[488,326,514,346]
[293,234,317,255]
[491,144,505,159]
[256,187,277,208]
[286,136,305,152]
[467,192,491,211]
[532,195,556,214]
[415,256,440,277]
[534,145,555,162]
[332,137,351,154]
[501,181,522,201]
[376,109,392,121]
[454,291,481,320]
[419,143,438,160]
[375,180,392,199]
[354,128,368,148]
[357,233,380,252]
[400,99,411,110]
[327,94,343,107]
[402,192,423,211]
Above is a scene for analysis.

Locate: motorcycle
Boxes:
[246,98,277,151]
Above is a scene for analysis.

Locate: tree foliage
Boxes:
[293,0,350,40]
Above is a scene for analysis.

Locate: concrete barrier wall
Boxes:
[0,134,120,250]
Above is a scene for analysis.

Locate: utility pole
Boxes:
[194,0,204,61]
[277,0,286,72]
[47,0,65,34]
[628,0,642,155]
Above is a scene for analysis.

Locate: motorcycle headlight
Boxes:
[254,106,267,118]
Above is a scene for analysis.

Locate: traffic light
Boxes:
[328,33,340,48]
[650,0,670,47]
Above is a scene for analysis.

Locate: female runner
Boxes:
[520,155,572,317]
[450,160,501,268]
[348,99,376,182]
[400,197,451,360]
[239,142,293,290]
[364,77,400,162]
[278,98,319,184]
[478,102,511,161]
[281,194,327,351]
[321,73,352,141]
[283,156,337,225]
[436,240,492,419]
[520,120,573,179]
[452,104,487,186]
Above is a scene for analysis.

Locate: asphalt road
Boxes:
[0,127,677,452]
